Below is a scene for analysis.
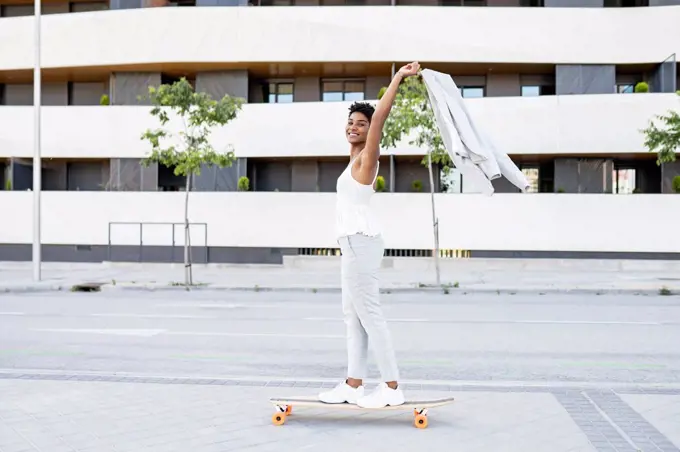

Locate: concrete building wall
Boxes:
[3,191,679,264]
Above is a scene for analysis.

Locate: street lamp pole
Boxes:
[32,0,42,281]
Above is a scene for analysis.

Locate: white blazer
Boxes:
[420,69,529,195]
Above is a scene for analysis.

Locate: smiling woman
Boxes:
[317,62,421,410]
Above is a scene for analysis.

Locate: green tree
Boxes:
[378,75,449,286]
[140,77,244,286]
[641,91,680,165]
[378,77,452,173]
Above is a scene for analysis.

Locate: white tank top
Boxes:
[335,154,381,239]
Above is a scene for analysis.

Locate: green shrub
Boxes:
[237,176,250,191]
[672,175,680,193]
[634,82,649,93]
[375,175,386,192]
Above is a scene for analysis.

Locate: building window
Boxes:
[521,85,541,97]
[160,74,195,88]
[521,167,539,193]
[460,86,484,98]
[604,0,649,6]
[322,80,365,102]
[167,0,196,6]
[521,85,555,96]
[616,84,634,94]
[613,168,636,194]
[267,82,293,103]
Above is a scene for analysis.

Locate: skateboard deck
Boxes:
[269,395,455,428]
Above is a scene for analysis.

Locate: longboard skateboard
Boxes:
[269,395,455,429]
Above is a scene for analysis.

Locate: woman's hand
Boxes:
[398,61,420,78]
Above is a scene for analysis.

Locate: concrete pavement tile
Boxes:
[619,394,680,449]
[3,373,680,452]
[0,446,39,452]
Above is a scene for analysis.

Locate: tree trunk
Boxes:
[184,173,193,286]
[427,153,441,286]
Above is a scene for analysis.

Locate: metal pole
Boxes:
[32,0,42,282]
[426,153,441,286]
[389,62,396,193]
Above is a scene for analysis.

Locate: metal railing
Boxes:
[107,221,208,263]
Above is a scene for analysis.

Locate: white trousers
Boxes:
[338,233,400,382]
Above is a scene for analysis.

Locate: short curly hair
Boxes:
[348,101,375,122]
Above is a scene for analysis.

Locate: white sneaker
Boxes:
[318,381,364,404]
[357,382,405,408]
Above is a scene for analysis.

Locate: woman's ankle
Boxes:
[346,377,363,388]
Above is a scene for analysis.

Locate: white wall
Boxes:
[0,93,677,159]
[0,6,679,71]
[0,192,677,253]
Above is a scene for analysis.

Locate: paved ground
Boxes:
[1,291,679,451]
[2,258,680,295]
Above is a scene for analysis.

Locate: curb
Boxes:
[2,283,677,296]
[98,285,677,296]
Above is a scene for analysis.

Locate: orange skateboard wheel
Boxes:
[414,414,428,429]
[272,413,286,426]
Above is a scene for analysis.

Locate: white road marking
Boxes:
[304,317,430,322]
[31,328,166,337]
[303,318,662,325]
[165,331,343,339]
[513,320,661,326]
[155,303,245,309]
[0,312,25,316]
[155,303,339,310]
[90,313,216,320]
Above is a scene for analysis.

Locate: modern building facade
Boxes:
[0,1,679,263]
